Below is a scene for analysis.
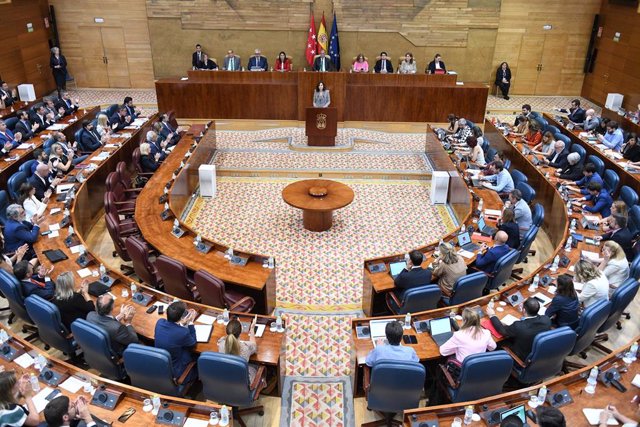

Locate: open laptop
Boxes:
[457,231,480,252]
[389,261,406,279]
[369,319,394,347]
[500,405,529,426]
[477,215,497,236]
[428,317,454,347]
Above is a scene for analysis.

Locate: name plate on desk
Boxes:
[156,408,186,426]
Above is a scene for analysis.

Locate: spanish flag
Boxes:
[317,12,329,54]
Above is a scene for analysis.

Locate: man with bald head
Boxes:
[28,163,60,200]
[474,230,511,273]
[86,294,138,355]
[247,48,267,71]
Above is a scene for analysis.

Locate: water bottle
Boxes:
[404,313,411,330]
[276,314,284,332]
[478,198,484,212]
[550,255,560,272]
[64,208,70,217]
[222,309,229,323]
[219,405,230,426]
[529,274,539,292]
[151,394,161,415]
[488,298,495,311]
[68,225,74,236]
[130,282,137,295]
[164,202,169,211]
[29,374,40,393]
[564,236,573,251]
[173,219,180,231]
[99,263,107,279]
[585,367,598,394]
[0,329,9,345]
[631,342,638,362]
[537,385,547,403]
[460,224,466,233]
[570,218,577,231]
[463,405,473,425]
[267,257,275,269]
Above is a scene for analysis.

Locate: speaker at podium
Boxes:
[199,164,217,198]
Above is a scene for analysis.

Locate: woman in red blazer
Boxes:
[275,51,292,72]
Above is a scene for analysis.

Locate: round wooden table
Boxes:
[282,179,355,232]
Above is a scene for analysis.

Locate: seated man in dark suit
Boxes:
[44,394,96,427]
[0,81,17,107]
[394,250,432,297]
[474,230,510,273]
[158,113,180,146]
[579,181,613,218]
[14,110,39,140]
[3,204,42,259]
[541,140,568,170]
[145,130,168,161]
[0,120,19,155]
[600,214,634,261]
[29,163,59,200]
[56,91,80,116]
[154,301,198,382]
[30,104,53,132]
[247,48,268,71]
[109,106,131,132]
[487,297,552,361]
[123,96,141,120]
[13,260,55,300]
[373,51,393,74]
[79,120,102,152]
[86,294,138,355]
[313,51,335,72]
[43,97,65,122]
[556,98,586,125]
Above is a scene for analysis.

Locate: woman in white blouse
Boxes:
[96,113,111,138]
[17,183,47,223]
[399,52,417,74]
[575,259,609,307]
[598,241,630,293]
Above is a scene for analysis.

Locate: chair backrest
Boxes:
[0,270,32,325]
[70,319,125,380]
[193,270,227,308]
[631,253,640,280]
[486,147,497,163]
[598,279,639,333]
[629,205,640,238]
[619,185,639,209]
[553,133,571,148]
[155,255,195,301]
[569,143,586,163]
[123,344,181,396]
[451,351,513,403]
[510,169,528,188]
[603,169,620,196]
[587,154,605,177]
[198,352,254,407]
[397,284,441,314]
[516,226,539,264]
[116,162,132,189]
[545,125,559,136]
[7,171,27,201]
[486,249,519,290]
[517,327,576,384]
[4,117,18,132]
[125,236,160,288]
[571,299,612,356]
[0,190,9,226]
[74,129,86,152]
[503,158,511,170]
[516,181,536,204]
[132,148,144,174]
[532,203,544,228]
[24,295,75,355]
[105,103,119,118]
[105,172,119,192]
[18,160,37,178]
[448,272,488,306]
[367,361,426,413]
[104,211,132,262]
[536,116,548,129]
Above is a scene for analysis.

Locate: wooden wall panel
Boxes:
[581,1,640,111]
[48,0,154,88]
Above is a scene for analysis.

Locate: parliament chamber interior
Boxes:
[1,0,640,426]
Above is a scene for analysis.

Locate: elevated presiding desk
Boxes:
[155,71,488,123]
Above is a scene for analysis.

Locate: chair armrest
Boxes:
[438,363,458,389]
[469,266,494,278]
[136,172,154,177]
[503,346,526,368]
[176,361,196,385]
[387,291,402,309]
[115,208,135,215]
[363,365,371,395]
[123,188,142,193]
[119,229,140,237]
[114,200,134,206]
[228,296,253,311]
[119,219,137,226]
[250,365,266,396]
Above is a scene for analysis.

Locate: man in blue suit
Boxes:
[247,48,268,71]
[580,181,613,218]
[3,204,42,259]
[158,113,180,146]
[154,301,198,383]
[146,130,167,161]
[13,260,55,300]
[0,120,20,155]
[474,230,510,273]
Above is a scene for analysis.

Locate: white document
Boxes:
[50,208,61,215]
[484,209,502,217]
[457,249,475,259]
[16,143,34,150]
[582,408,619,425]
[59,376,85,393]
[194,324,213,343]
[254,323,266,338]
[183,418,208,427]
[532,292,553,306]
[69,245,85,254]
[46,123,67,131]
[14,353,34,368]
[77,268,92,278]
[500,314,519,326]
[48,223,60,231]
[47,230,59,238]
[56,183,75,193]
[581,250,602,263]
[32,387,55,413]
[196,314,216,325]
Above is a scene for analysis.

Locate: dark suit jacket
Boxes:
[559,163,583,181]
[373,59,393,73]
[53,293,95,330]
[490,314,551,361]
[0,130,17,148]
[313,56,335,72]
[20,278,55,300]
[140,154,159,173]
[30,113,49,132]
[567,107,586,124]
[495,67,511,85]
[124,105,138,120]
[192,51,204,68]
[200,59,218,70]
[394,266,432,296]
[109,112,128,131]
[547,149,569,170]
[0,89,15,107]
[427,60,446,74]
[79,129,102,152]
[56,98,78,116]
[247,55,268,71]
[86,311,139,355]
[28,173,52,202]
[475,243,510,273]
[3,219,40,253]
[154,319,197,377]
[498,222,520,249]
[14,119,35,140]
[602,227,634,261]
[148,139,166,161]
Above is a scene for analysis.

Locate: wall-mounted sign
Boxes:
[26,22,33,33]
[94,17,104,23]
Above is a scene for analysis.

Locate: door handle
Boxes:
[105,56,108,65]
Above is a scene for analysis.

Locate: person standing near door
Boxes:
[50,47,68,97]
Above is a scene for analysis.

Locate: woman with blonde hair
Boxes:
[52,273,95,329]
[217,316,259,383]
[95,114,111,138]
[432,241,467,297]
[0,371,39,426]
[575,259,609,307]
[599,241,630,292]
[440,307,496,374]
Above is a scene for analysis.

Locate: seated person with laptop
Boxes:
[577,181,613,218]
[474,231,510,273]
[457,229,481,252]
[482,161,515,193]
[392,250,432,297]
[486,297,552,362]
[365,320,419,366]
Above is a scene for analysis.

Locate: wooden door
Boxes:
[77,26,109,87]
[101,27,131,88]
[512,35,545,94]
[17,27,54,96]
[535,34,568,95]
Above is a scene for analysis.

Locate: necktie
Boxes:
[322,58,325,71]
[230,58,234,70]
[382,60,386,71]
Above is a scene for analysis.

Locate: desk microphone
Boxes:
[1,345,10,354]
[605,371,627,392]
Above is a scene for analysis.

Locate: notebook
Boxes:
[194,324,213,343]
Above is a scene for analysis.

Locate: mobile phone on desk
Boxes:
[117,407,136,423]
[41,230,52,236]
[158,305,164,315]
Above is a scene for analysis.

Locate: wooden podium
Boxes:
[305,107,337,146]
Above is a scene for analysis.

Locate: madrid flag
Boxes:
[305,13,318,66]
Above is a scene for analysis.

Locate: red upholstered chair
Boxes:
[105,172,137,211]
[132,147,156,177]
[125,236,162,289]
[155,255,198,302]
[104,212,135,275]
[104,192,135,217]
[193,270,255,313]
[115,161,144,191]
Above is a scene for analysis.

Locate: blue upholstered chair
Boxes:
[545,125,559,136]
[481,249,519,291]
[516,181,536,204]
[532,203,544,228]
[364,360,425,426]
[603,169,620,195]
[18,160,37,178]
[0,190,9,226]
[570,143,586,163]
[24,295,77,356]
[0,269,34,333]
[553,133,571,148]
[7,171,27,201]
[4,117,18,132]
[631,253,640,280]
[105,103,119,118]
[629,205,640,238]
[123,344,195,397]
[592,279,639,351]
[510,169,528,188]
[509,327,576,385]
[512,226,540,279]
[70,319,126,380]
[564,299,612,371]
[619,185,639,208]
[442,272,487,306]
[441,351,513,403]
[587,154,605,177]
[386,284,441,314]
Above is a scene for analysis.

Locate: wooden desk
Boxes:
[601,107,640,136]
[0,100,40,120]
[0,325,227,426]
[155,71,488,123]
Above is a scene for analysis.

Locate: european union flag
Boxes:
[329,13,340,71]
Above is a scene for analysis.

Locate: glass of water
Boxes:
[209,411,219,425]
